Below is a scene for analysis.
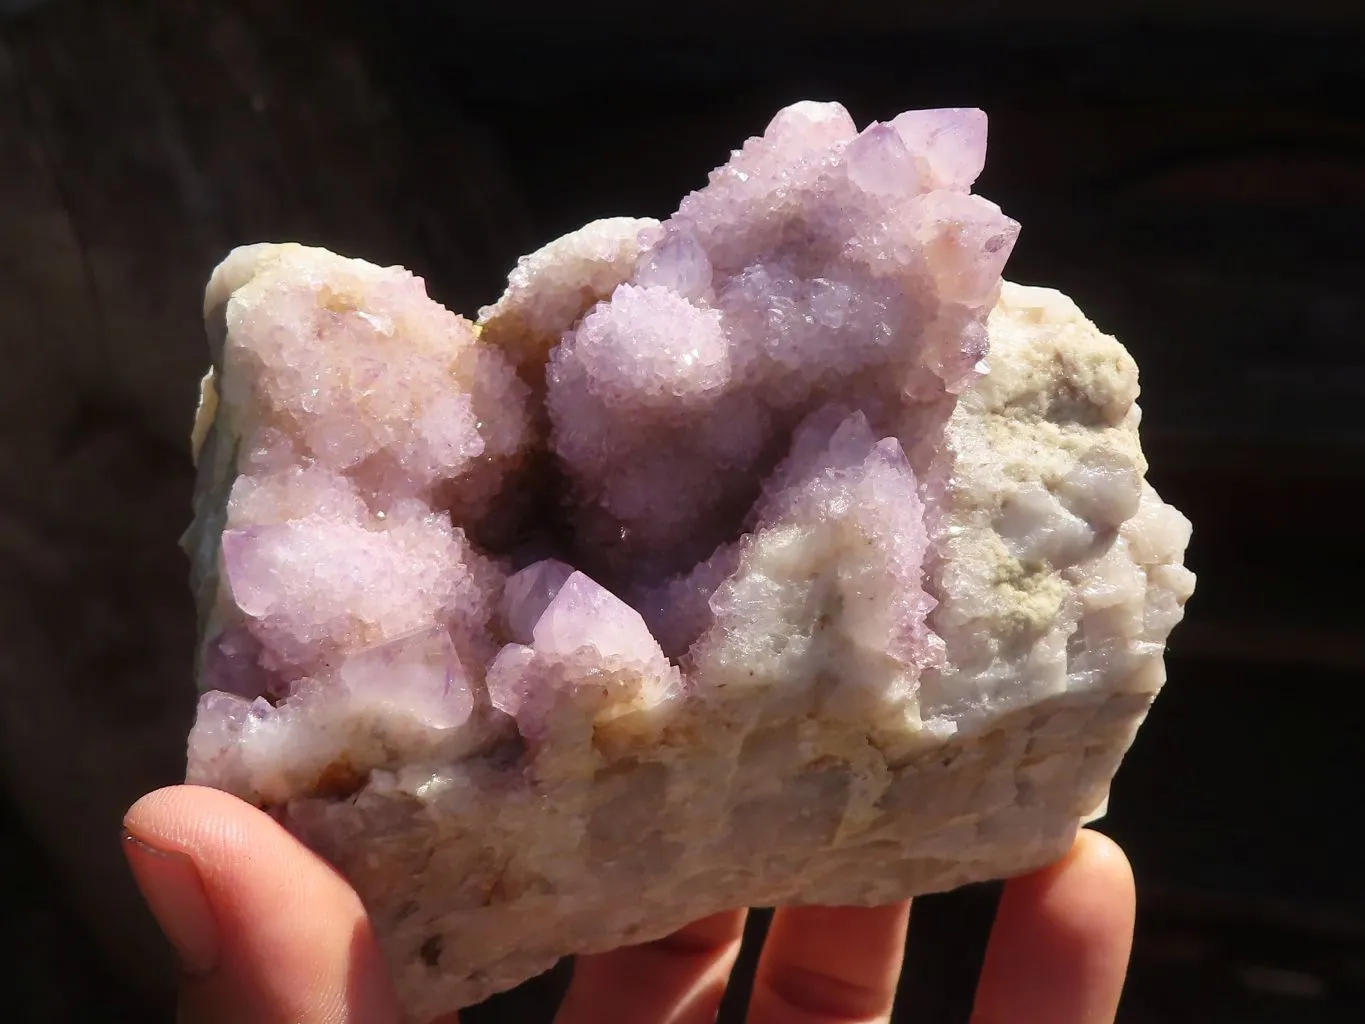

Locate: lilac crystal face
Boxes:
[188,101,1017,805]
[500,558,576,644]
[334,627,473,732]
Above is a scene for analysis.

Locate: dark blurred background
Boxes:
[2,1,1363,1020]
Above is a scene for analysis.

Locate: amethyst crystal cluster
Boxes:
[183,102,1193,1019]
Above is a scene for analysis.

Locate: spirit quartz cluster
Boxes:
[183,101,1194,1019]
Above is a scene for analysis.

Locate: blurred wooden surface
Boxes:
[2,1,1363,1020]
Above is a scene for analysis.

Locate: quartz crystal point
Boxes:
[183,101,1194,1021]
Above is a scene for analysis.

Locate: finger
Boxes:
[123,784,402,1024]
[970,829,1135,1024]
[555,910,748,1024]
[748,901,910,1024]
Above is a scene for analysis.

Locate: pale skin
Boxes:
[124,785,1135,1024]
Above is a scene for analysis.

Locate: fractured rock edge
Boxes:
[185,238,1193,1021]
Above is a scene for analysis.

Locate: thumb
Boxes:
[123,784,402,1024]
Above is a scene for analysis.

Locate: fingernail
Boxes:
[122,829,220,976]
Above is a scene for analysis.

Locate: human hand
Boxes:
[124,784,1134,1023]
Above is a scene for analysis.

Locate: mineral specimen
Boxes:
[183,101,1194,1021]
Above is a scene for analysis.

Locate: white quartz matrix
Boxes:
[182,101,1195,1020]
